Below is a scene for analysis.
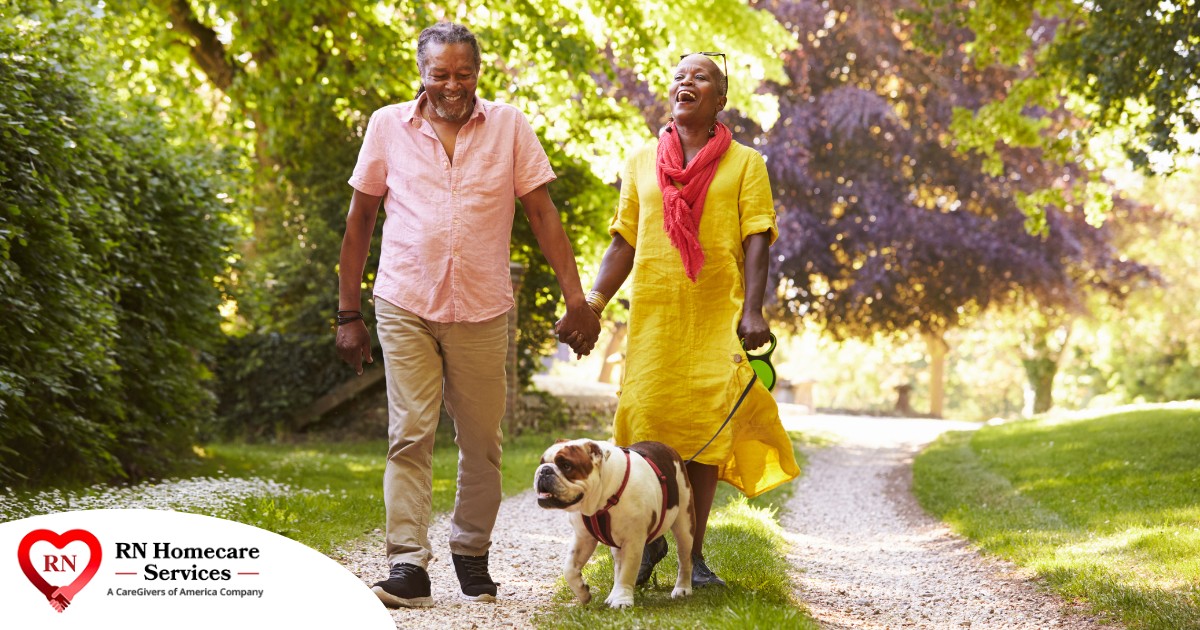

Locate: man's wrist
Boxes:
[336,309,364,326]
[564,293,588,310]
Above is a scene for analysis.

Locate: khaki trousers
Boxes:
[375,298,508,569]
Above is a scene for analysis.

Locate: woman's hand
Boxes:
[738,310,771,351]
[555,304,600,358]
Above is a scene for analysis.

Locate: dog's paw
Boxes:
[576,583,592,605]
[605,590,634,609]
[670,586,692,599]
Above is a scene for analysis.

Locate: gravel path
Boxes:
[336,490,570,630]
[335,409,1119,629]
[778,410,1117,629]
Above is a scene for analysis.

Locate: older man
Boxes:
[335,22,599,608]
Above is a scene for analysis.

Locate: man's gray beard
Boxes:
[433,96,472,122]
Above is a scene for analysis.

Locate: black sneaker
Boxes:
[452,552,498,602]
[372,563,434,608]
[691,554,726,587]
[635,536,669,587]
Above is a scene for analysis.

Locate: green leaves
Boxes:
[919,0,1200,183]
[91,0,797,433]
[1013,188,1065,236]
[0,7,234,486]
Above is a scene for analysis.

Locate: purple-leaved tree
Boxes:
[615,0,1156,415]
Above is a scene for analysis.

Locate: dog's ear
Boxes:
[588,441,606,462]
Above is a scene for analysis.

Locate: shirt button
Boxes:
[732,354,743,363]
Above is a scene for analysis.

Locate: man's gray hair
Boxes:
[416,22,482,74]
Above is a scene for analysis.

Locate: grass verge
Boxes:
[913,403,1200,630]
[183,429,571,554]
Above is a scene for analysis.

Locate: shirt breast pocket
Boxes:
[471,151,511,198]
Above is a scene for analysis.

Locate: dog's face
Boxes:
[534,439,605,510]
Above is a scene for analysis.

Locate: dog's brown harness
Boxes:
[582,447,669,549]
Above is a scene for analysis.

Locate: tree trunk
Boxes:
[923,330,948,418]
[161,0,237,90]
[894,384,914,416]
[1020,318,1072,416]
[156,0,276,259]
[1023,356,1059,415]
[597,321,627,384]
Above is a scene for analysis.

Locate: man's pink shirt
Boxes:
[348,95,555,323]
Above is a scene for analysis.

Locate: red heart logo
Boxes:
[18,529,103,613]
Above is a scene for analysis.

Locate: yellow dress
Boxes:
[610,139,800,498]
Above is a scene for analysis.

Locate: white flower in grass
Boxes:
[0,477,330,521]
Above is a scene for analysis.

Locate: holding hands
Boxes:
[555,299,601,358]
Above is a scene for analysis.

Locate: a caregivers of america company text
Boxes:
[109,586,265,599]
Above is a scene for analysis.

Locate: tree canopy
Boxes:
[913,0,1199,175]
[712,0,1153,414]
[85,0,796,433]
[1,0,1182,482]
[718,1,1151,344]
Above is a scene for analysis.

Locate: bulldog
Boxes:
[534,438,694,608]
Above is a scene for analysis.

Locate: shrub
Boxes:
[0,13,234,486]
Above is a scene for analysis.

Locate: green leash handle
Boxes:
[743,333,777,392]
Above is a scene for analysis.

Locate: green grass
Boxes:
[913,403,1200,629]
[5,423,816,627]
[531,432,816,630]
[183,429,570,554]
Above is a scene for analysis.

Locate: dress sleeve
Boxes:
[512,111,556,198]
[739,151,778,245]
[348,110,390,196]
[609,152,641,248]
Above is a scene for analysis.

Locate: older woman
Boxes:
[581,52,799,587]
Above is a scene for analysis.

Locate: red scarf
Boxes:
[656,121,733,281]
